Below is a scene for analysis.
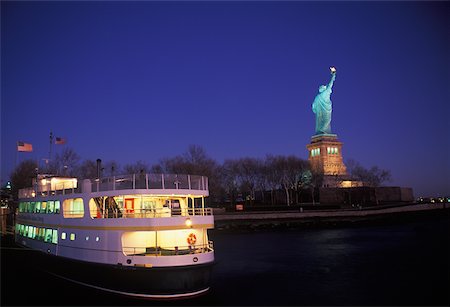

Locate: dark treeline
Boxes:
[10,145,390,207]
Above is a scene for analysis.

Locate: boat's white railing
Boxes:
[123,241,214,256]
[18,173,209,199]
[91,207,213,219]
[91,174,208,193]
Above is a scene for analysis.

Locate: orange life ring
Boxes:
[187,233,197,245]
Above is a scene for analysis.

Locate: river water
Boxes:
[2,213,449,306]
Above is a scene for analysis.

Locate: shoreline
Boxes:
[212,203,449,231]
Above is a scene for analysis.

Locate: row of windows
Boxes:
[19,201,61,214]
[327,147,339,155]
[16,223,58,244]
[311,148,320,157]
[310,147,340,157]
[60,232,100,242]
[16,223,101,244]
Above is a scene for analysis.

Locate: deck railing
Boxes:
[123,241,214,256]
[91,207,213,219]
[18,173,208,199]
[91,174,208,192]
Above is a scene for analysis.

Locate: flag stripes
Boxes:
[55,137,66,145]
[17,141,33,152]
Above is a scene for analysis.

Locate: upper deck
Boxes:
[18,173,209,199]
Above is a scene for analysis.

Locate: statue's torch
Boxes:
[330,66,337,74]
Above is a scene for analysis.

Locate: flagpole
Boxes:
[49,131,53,163]
[14,142,18,170]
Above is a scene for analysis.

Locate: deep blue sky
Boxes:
[1,1,449,197]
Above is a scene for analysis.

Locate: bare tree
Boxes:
[77,160,98,179]
[157,145,221,202]
[346,159,391,187]
[10,159,38,200]
[124,160,149,175]
[51,147,80,176]
[103,161,121,177]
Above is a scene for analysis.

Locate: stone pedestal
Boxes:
[306,134,348,187]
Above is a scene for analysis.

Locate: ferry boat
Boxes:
[14,173,214,299]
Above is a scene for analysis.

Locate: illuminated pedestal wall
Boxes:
[306,134,348,187]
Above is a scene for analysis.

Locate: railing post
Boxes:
[146,174,149,189]
[113,176,116,190]
[202,196,205,216]
[161,174,165,189]
[133,174,136,189]
[188,175,191,190]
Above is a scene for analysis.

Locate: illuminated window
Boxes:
[54,201,61,214]
[61,232,66,240]
[95,237,100,242]
[52,230,58,244]
[70,233,76,241]
[41,201,47,213]
[38,228,45,241]
[33,227,38,239]
[63,198,84,218]
[311,148,321,157]
[85,236,89,241]
[47,201,54,214]
[27,226,34,238]
[44,229,53,243]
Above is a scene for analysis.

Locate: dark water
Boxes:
[2,213,449,306]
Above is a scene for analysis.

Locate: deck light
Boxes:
[185,218,192,228]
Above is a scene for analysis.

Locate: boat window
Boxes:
[39,228,45,241]
[61,232,66,240]
[52,230,58,244]
[27,227,33,238]
[41,202,47,214]
[36,202,42,213]
[44,229,53,243]
[29,202,35,213]
[63,198,84,218]
[89,198,101,219]
[70,233,76,241]
[54,201,60,214]
[47,201,54,214]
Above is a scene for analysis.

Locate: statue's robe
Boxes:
[312,74,335,135]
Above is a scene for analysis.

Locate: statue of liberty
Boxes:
[312,67,336,135]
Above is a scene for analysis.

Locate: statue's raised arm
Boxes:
[327,69,336,90]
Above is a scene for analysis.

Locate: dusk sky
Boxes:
[1,1,449,197]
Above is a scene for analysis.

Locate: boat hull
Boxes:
[23,246,214,299]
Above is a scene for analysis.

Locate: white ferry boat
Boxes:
[15,173,214,299]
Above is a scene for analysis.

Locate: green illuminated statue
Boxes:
[312,67,336,135]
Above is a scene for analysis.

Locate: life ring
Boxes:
[187,233,197,245]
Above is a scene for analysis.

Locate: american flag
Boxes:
[17,141,33,152]
[55,137,66,145]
